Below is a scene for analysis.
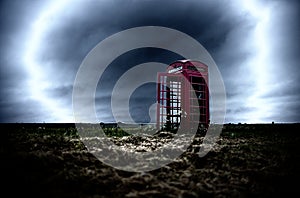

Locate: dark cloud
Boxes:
[0,0,299,123]
[129,83,157,123]
[0,96,46,123]
[45,84,73,99]
[40,0,241,60]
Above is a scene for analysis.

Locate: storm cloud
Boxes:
[0,0,299,123]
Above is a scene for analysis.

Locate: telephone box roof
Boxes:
[169,59,208,67]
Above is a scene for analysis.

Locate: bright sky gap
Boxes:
[23,0,74,122]
[240,0,272,123]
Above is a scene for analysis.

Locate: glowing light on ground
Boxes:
[23,0,74,122]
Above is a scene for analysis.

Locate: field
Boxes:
[1,123,300,197]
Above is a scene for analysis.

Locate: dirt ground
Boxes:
[1,123,300,197]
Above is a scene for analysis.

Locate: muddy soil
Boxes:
[1,123,300,197]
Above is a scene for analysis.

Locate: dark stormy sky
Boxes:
[0,0,299,123]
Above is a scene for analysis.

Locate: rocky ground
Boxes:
[1,123,300,197]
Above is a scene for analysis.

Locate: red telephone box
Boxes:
[157,60,209,131]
